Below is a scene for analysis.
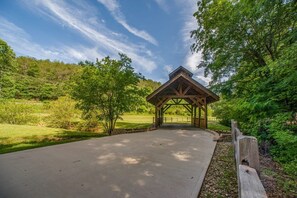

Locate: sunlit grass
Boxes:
[0,113,229,154]
[0,124,106,154]
[208,121,230,132]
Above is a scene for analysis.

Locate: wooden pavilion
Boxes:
[146,66,219,128]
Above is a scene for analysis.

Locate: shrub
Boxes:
[48,96,80,129]
[77,108,101,132]
[0,99,36,124]
[268,113,297,176]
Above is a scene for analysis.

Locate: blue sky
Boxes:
[0,0,210,84]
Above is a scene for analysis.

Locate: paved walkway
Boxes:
[0,128,216,198]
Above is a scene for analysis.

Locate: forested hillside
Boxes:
[0,38,160,101]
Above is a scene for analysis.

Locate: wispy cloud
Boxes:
[175,0,211,85]
[154,0,170,13]
[0,16,87,63]
[20,0,157,73]
[164,65,173,74]
[97,0,158,46]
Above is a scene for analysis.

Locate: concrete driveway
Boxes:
[0,128,216,198]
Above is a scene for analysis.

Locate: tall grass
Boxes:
[0,99,37,124]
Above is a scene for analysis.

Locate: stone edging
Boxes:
[111,127,157,135]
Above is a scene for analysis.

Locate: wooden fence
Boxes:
[152,117,219,124]
[231,120,267,198]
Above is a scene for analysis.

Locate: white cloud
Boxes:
[175,0,212,85]
[164,65,173,74]
[97,0,158,46]
[20,0,157,73]
[0,17,104,63]
[184,51,201,72]
[154,0,170,13]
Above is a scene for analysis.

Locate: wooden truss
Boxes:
[146,66,219,129]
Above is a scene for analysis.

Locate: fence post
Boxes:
[237,136,260,174]
[232,120,266,198]
[231,120,238,144]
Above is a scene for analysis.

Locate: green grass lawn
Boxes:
[0,124,106,154]
[0,113,229,154]
[117,114,153,129]
[208,121,231,132]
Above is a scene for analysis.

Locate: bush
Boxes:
[268,113,297,176]
[0,99,36,124]
[48,96,80,129]
[77,108,100,132]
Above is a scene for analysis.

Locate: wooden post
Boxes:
[190,105,193,126]
[237,136,260,174]
[205,104,208,129]
[198,107,201,128]
[239,165,267,198]
[154,106,158,127]
[193,106,197,127]
[161,107,164,125]
[231,120,238,145]
[158,109,161,126]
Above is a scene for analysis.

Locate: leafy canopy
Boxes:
[72,54,144,134]
[191,0,297,178]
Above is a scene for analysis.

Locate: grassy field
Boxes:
[208,121,230,132]
[0,124,106,154]
[0,113,229,154]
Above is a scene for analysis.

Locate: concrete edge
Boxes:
[111,127,157,136]
[205,129,219,137]
[190,129,218,198]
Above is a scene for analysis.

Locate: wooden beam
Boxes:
[182,85,191,95]
[156,97,170,108]
[178,82,183,95]
[158,97,171,108]
[163,104,171,113]
[165,95,204,98]
[189,97,205,111]
[183,104,192,113]
[170,87,180,96]
[239,165,267,198]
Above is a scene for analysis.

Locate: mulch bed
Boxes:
[199,138,238,198]
[199,130,296,198]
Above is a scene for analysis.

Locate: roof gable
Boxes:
[169,66,193,79]
[146,67,219,105]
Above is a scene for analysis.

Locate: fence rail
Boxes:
[231,120,267,198]
[152,116,219,123]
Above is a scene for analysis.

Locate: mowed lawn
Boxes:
[116,114,154,129]
[0,114,229,154]
[0,124,106,154]
[0,114,154,154]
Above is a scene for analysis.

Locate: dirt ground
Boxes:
[199,140,238,198]
[199,133,297,198]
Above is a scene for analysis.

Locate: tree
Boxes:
[191,0,297,177]
[0,39,16,78]
[191,0,296,84]
[0,39,16,98]
[72,54,143,135]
